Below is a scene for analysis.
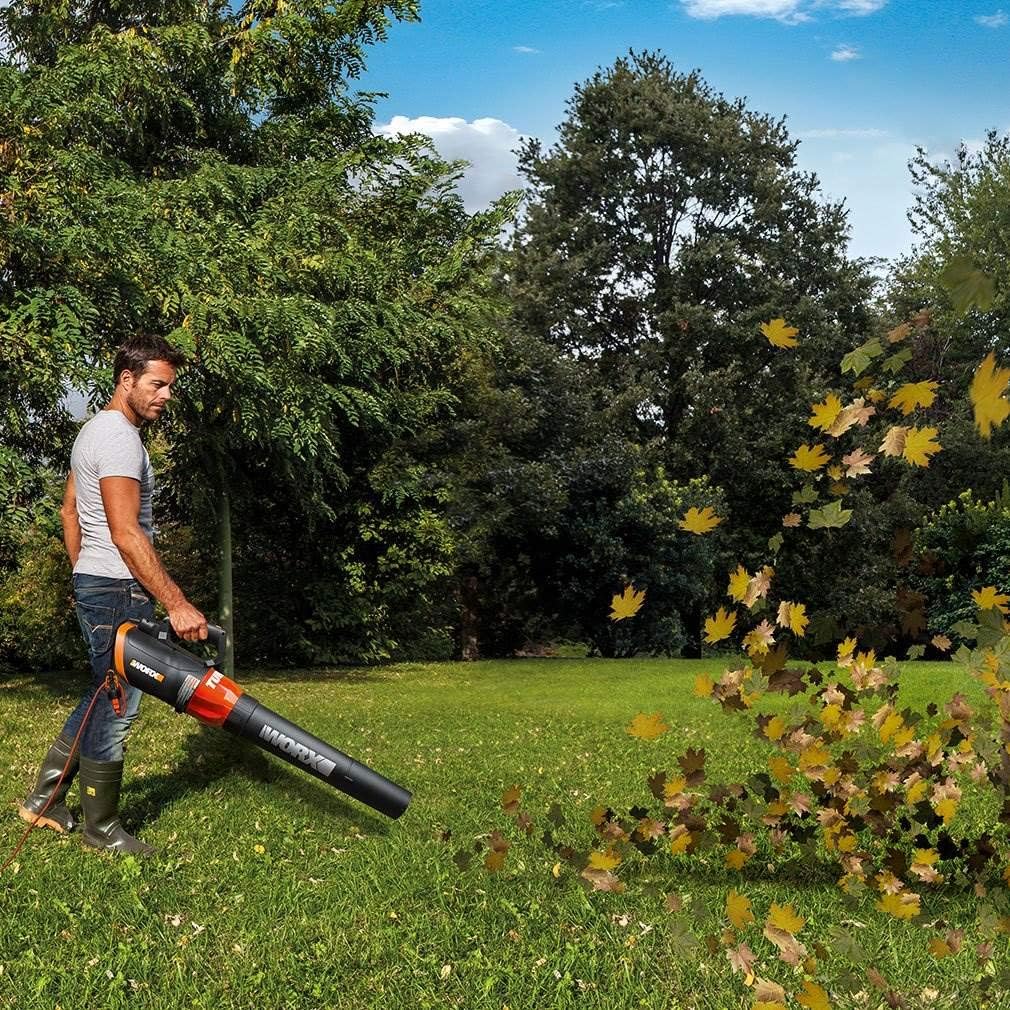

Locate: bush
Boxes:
[911,486,1010,645]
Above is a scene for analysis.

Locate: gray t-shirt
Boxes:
[71,409,155,580]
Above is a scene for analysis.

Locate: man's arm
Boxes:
[100,475,208,641]
[60,472,82,568]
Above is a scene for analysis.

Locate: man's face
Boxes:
[124,359,177,423]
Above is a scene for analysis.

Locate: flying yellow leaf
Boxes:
[902,426,941,467]
[694,673,714,698]
[766,902,805,934]
[906,779,928,805]
[743,619,775,656]
[888,380,938,416]
[837,636,857,664]
[728,565,751,602]
[679,506,723,535]
[809,394,843,431]
[782,512,801,527]
[970,352,1010,438]
[704,607,737,644]
[726,889,755,930]
[776,601,809,637]
[610,585,645,621]
[928,937,954,959]
[626,711,669,741]
[761,317,799,348]
[973,586,1010,614]
[789,443,830,472]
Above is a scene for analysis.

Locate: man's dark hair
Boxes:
[113,335,188,384]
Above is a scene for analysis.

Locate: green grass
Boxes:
[0,658,1007,1009]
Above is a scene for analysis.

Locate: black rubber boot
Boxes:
[79,757,155,856]
[18,732,80,833]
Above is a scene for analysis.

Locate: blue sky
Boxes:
[361,0,1010,264]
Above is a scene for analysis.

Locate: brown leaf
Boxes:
[726,941,757,975]
[580,867,624,892]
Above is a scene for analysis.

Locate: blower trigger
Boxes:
[104,668,127,717]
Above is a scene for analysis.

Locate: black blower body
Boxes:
[112,618,411,819]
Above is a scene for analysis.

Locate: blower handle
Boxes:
[137,617,228,670]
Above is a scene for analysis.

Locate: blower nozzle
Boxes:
[113,618,411,819]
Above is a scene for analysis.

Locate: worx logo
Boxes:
[258,724,336,776]
[129,657,164,683]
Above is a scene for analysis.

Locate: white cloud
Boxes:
[376,116,525,214]
[797,127,887,138]
[680,0,884,19]
[513,45,541,54]
[976,10,1009,27]
[830,44,861,60]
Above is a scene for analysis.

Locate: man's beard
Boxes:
[127,390,158,423]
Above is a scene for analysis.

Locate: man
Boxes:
[18,335,208,855]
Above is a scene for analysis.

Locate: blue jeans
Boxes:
[61,573,155,761]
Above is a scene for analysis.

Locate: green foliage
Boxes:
[0,488,83,671]
[912,487,1010,645]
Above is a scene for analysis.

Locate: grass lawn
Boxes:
[0,657,1006,1010]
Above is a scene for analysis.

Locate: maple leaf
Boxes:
[727,565,751,602]
[668,826,692,855]
[797,980,832,1010]
[807,499,852,530]
[970,352,1010,438]
[610,585,645,621]
[902,426,941,467]
[763,924,807,966]
[789,443,830,472]
[828,397,875,437]
[782,512,801,528]
[809,393,843,432]
[580,867,625,892]
[726,888,754,930]
[973,586,1010,613]
[776,601,809,637]
[931,634,952,652]
[587,847,622,871]
[761,317,799,348]
[693,674,714,698]
[679,505,722,535]
[501,785,521,815]
[940,255,995,314]
[704,607,737,644]
[626,711,669,740]
[744,566,774,606]
[886,322,911,344]
[879,425,909,457]
[743,619,776,656]
[876,890,920,920]
[888,380,938,416]
[842,448,875,477]
[766,902,805,934]
[726,941,757,975]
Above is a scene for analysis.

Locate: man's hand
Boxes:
[168,601,208,642]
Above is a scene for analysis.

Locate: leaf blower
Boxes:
[110,618,411,819]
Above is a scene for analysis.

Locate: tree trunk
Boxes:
[216,470,236,679]
[459,574,480,661]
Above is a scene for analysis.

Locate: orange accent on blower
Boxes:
[114,621,135,678]
[184,670,244,727]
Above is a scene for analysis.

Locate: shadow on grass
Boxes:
[119,724,392,838]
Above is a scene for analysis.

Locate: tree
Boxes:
[509,50,879,645]
[0,0,519,668]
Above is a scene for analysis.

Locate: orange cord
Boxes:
[1,669,124,876]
